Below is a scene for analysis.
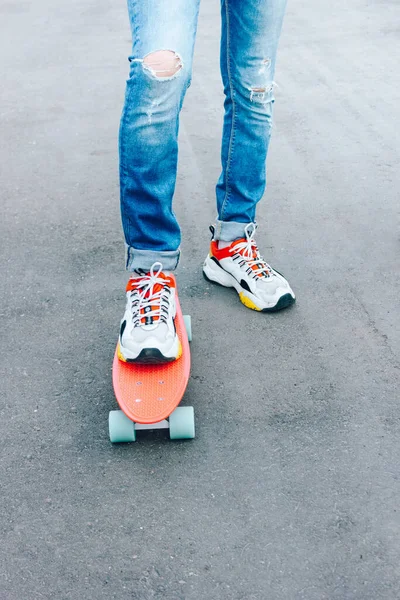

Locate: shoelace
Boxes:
[129,262,171,328]
[229,224,272,279]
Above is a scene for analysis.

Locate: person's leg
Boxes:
[118,0,200,363]
[203,0,295,312]
[119,0,201,272]
[215,0,287,240]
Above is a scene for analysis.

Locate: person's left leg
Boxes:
[216,0,287,236]
[203,0,295,312]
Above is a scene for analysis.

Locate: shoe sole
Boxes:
[117,341,182,365]
[203,261,295,313]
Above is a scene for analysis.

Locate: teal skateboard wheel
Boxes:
[183,315,192,342]
[109,410,136,443]
[169,406,195,440]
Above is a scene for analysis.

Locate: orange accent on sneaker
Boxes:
[210,240,238,260]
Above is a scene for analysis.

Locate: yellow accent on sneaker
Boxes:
[239,292,262,312]
[117,343,127,362]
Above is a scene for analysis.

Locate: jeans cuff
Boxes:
[213,220,256,242]
[126,245,180,272]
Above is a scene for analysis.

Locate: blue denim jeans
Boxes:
[120,0,288,271]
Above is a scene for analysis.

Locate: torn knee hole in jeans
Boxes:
[136,50,183,80]
[249,81,275,103]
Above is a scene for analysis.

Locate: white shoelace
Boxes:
[229,224,272,279]
[129,262,171,327]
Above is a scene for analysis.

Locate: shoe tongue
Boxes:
[233,238,258,259]
[126,270,171,293]
[233,239,271,277]
[126,272,175,325]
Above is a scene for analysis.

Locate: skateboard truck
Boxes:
[109,406,195,443]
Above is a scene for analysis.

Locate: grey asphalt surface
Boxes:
[1,0,399,598]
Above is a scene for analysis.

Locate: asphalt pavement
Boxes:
[1,0,399,598]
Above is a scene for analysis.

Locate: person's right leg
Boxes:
[118,0,200,363]
[119,0,201,273]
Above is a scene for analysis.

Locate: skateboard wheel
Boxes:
[169,406,195,440]
[109,410,136,443]
[183,315,192,342]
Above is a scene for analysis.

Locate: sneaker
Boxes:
[203,224,295,312]
[118,262,181,363]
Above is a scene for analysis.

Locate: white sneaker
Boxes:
[203,224,295,312]
[118,262,181,363]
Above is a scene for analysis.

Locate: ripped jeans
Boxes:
[119,0,288,271]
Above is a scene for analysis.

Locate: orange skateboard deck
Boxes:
[109,297,194,442]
